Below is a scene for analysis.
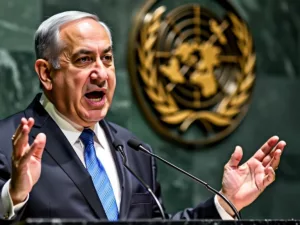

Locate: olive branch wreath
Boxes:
[137,7,255,133]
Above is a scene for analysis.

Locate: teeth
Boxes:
[89,97,102,102]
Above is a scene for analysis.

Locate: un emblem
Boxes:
[127,0,256,147]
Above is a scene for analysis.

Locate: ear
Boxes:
[35,59,54,90]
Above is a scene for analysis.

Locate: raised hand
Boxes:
[218,136,286,215]
[9,117,46,205]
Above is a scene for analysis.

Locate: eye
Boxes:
[77,56,92,63]
[102,54,113,62]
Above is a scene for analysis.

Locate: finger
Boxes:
[13,124,30,159]
[14,118,35,141]
[26,118,35,130]
[262,141,286,167]
[262,155,271,167]
[253,136,279,161]
[267,149,283,171]
[13,118,36,154]
[13,118,28,142]
[227,146,243,168]
[263,166,276,189]
[32,133,46,159]
[21,133,46,164]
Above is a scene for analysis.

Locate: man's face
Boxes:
[48,18,116,127]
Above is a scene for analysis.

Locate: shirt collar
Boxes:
[40,93,103,147]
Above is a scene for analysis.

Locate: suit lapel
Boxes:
[100,120,132,220]
[25,96,107,219]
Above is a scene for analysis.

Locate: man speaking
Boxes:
[0,11,285,222]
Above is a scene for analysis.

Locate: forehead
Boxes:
[59,18,111,51]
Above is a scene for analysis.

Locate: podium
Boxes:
[12,219,300,225]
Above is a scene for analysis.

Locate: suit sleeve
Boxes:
[0,114,29,222]
[0,152,28,222]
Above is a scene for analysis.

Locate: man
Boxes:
[0,11,285,222]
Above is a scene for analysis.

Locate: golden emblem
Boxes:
[128,0,256,147]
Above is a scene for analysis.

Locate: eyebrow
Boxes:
[72,49,93,59]
[73,46,113,58]
[103,46,113,53]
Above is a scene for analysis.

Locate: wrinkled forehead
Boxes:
[59,18,111,51]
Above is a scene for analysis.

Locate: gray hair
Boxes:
[34,11,112,69]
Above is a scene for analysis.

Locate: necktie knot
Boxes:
[80,129,95,147]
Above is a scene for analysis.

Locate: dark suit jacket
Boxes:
[0,94,221,221]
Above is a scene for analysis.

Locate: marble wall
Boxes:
[0,0,299,219]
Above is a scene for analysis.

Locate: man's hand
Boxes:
[218,136,286,216]
[9,117,46,205]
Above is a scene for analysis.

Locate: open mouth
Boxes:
[85,91,105,102]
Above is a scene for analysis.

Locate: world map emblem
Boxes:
[127,0,256,147]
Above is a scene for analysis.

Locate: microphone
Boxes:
[127,139,241,220]
[112,139,166,220]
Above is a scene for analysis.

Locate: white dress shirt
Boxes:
[39,94,122,211]
[0,94,233,220]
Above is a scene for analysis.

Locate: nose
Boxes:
[90,57,109,81]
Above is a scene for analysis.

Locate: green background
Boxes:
[0,0,299,219]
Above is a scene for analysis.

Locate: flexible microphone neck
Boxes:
[127,139,241,220]
[112,140,166,220]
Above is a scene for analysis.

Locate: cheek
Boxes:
[108,72,116,98]
[68,71,88,93]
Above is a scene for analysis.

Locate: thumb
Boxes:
[227,146,243,168]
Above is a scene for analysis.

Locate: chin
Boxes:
[85,110,107,123]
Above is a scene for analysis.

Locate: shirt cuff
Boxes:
[1,179,28,220]
[214,195,235,220]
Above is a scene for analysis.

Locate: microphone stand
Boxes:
[128,139,241,220]
[113,140,166,220]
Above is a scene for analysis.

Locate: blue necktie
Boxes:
[80,129,118,221]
